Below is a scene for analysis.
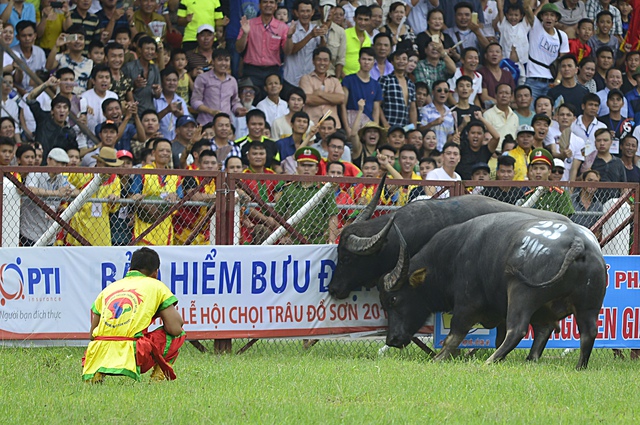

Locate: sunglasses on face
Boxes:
[435,88,447,93]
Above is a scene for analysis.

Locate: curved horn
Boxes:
[383,223,410,292]
[345,214,395,255]
[352,174,387,224]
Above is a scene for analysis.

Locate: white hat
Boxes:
[553,158,565,169]
[48,148,69,164]
[197,24,215,34]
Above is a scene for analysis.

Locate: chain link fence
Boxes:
[2,167,638,361]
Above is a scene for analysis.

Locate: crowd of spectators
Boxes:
[1,0,638,246]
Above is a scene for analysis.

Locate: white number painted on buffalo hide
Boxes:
[527,221,567,240]
[517,235,550,260]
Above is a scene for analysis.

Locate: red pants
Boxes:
[136,327,186,380]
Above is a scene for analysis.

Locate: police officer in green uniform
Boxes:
[522,148,575,217]
[275,147,340,244]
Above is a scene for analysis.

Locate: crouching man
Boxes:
[82,247,186,383]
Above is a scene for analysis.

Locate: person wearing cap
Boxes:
[20,148,78,246]
[232,77,258,139]
[585,0,624,43]
[274,146,339,244]
[81,120,120,167]
[598,88,633,153]
[547,54,590,114]
[26,76,79,164]
[185,24,215,75]
[237,0,291,96]
[171,114,198,167]
[524,2,569,100]
[521,147,574,216]
[45,24,93,95]
[351,120,386,169]
[508,124,536,181]
[455,115,500,180]
[177,0,224,49]
[155,66,189,141]
[482,83,518,144]
[596,68,629,118]
[191,48,246,127]
[550,158,566,182]
[122,36,161,115]
[467,161,490,194]
[97,98,138,153]
[65,147,123,246]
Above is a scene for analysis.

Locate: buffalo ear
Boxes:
[409,268,427,288]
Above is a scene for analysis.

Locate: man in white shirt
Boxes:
[425,141,462,198]
[256,73,289,126]
[571,93,607,156]
[525,3,570,100]
[596,68,629,118]
[81,64,117,139]
[12,21,46,93]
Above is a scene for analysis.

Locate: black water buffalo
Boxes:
[328,177,571,299]
[380,212,606,370]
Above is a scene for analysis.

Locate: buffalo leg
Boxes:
[495,323,506,349]
[574,308,600,370]
[487,298,534,364]
[526,322,556,362]
[435,314,476,361]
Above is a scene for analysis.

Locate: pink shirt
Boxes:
[238,17,288,67]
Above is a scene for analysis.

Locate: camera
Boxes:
[51,1,64,8]
[65,34,79,43]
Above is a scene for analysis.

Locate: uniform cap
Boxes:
[529,148,554,168]
[295,146,321,163]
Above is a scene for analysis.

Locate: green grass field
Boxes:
[1,340,638,424]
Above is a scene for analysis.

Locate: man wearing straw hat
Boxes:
[275,146,339,244]
[65,146,123,246]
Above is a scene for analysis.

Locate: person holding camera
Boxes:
[45,24,93,94]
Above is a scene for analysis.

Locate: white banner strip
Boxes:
[0,245,389,340]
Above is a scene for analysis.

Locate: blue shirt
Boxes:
[275,136,297,161]
[0,3,36,47]
[342,74,383,121]
[226,0,260,41]
[154,93,189,141]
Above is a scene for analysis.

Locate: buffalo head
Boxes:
[328,176,394,299]
[379,226,431,348]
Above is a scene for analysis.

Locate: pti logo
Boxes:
[0,259,25,306]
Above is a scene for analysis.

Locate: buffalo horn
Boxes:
[383,223,410,292]
[352,174,387,224]
[345,213,395,255]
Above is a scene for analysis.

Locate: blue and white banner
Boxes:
[0,246,387,340]
[434,256,640,349]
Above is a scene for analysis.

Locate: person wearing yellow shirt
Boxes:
[130,138,179,245]
[177,0,226,50]
[508,124,536,181]
[82,247,185,383]
[65,146,122,246]
[343,5,372,77]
